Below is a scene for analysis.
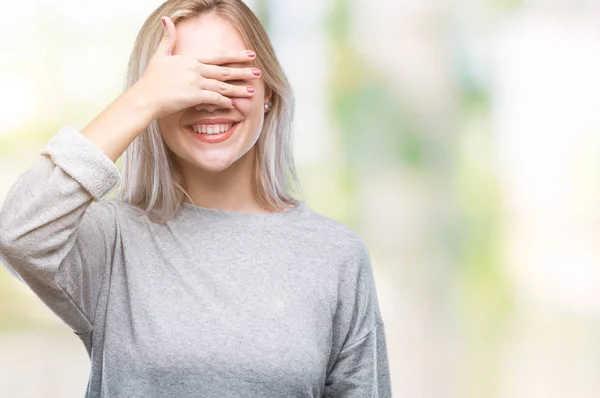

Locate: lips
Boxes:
[187,122,240,144]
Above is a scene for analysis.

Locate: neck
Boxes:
[176,147,274,213]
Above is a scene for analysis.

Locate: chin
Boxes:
[184,144,238,173]
[191,157,235,173]
[169,127,260,174]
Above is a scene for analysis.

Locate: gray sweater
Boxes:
[0,126,392,397]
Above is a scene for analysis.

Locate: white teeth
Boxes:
[191,123,234,134]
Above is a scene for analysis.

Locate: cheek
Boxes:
[157,115,182,149]
[234,97,265,121]
[157,114,178,132]
[234,82,267,115]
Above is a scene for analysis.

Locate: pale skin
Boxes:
[82,13,275,213]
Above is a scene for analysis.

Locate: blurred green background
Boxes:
[2,0,600,397]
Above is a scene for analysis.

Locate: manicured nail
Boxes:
[252,68,261,77]
[247,50,256,59]
[247,86,255,93]
[231,100,237,107]
[161,18,166,27]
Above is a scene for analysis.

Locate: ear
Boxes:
[264,86,273,104]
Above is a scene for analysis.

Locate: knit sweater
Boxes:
[0,125,392,397]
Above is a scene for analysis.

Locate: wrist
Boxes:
[123,81,157,126]
[81,83,156,163]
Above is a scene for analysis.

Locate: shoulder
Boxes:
[298,204,371,264]
[85,199,129,217]
[301,207,382,321]
[84,199,147,226]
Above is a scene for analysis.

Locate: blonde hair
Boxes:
[116,0,302,223]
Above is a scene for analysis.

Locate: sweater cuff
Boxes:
[40,125,121,201]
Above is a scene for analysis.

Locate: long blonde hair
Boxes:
[116,0,302,223]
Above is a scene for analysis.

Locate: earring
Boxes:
[264,102,272,112]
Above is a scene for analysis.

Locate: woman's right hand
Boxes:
[134,16,261,120]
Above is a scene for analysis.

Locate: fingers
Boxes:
[200,78,256,98]
[194,90,236,110]
[156,16,177,57]
[198,49,256,65]
[199,63,261,82]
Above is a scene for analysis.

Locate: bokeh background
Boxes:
[2,0,600,397]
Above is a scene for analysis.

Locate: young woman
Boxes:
[0,0,392,396]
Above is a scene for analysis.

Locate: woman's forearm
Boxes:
[81,84,156,163]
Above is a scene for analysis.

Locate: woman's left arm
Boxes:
[323,238,393,397]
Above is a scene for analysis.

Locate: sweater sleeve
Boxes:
[0,125,121,334]
[323,239,393,397]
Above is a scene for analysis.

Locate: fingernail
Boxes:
[231,100,237,107]
[247,51,256,59]
[247,86,255,93]
[161,18,166,27]
[252,68,261,77]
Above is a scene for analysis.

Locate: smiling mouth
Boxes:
[186,122,240,144]
[188,122,239,135]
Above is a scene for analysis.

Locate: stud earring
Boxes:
[264,102,272,112]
